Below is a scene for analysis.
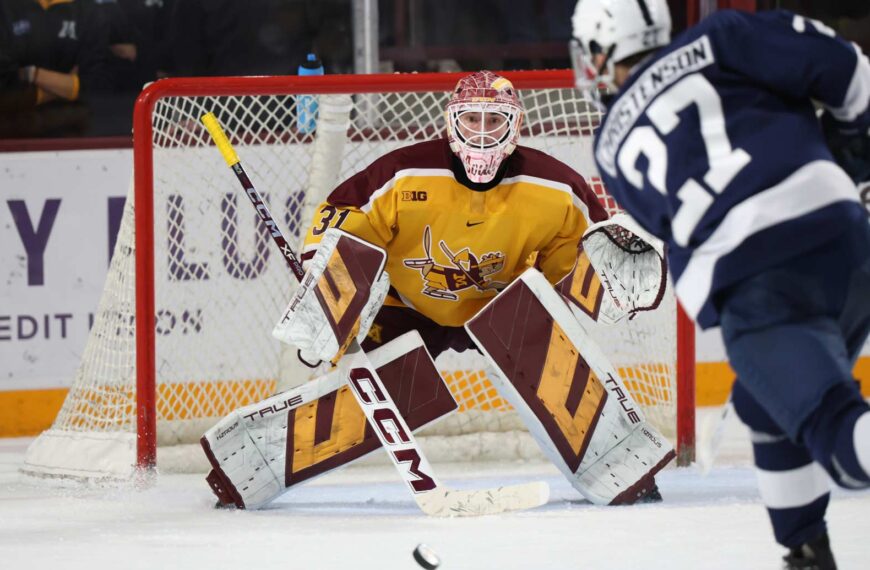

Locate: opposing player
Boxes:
[202,70,674,510]
[571,2,870,567]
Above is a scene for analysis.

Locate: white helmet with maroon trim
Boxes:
[445,71,524,184]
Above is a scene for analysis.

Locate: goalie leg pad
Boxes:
[466,268,675,505]
[272,229,390,364]
[201,330,457,509]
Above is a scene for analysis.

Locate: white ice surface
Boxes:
[2,408,869,570]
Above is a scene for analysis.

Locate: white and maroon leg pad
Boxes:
[201,330,457,509]
[465,268,675,505]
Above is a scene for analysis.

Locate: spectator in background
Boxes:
[246,0,351,76]
[163,0,279,77]
[0,0,112,138]
[87,0,171,90]
[161,0,351,78]
[83,0,172,135]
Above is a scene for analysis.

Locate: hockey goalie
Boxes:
[200,70,675,511]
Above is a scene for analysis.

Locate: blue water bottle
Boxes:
[297,53,324,133]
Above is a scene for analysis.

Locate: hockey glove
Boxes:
[272,229,389,365]
[580,213,667,324]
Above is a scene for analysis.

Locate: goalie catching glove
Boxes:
[272,229,389,365]
[573,212,667,325]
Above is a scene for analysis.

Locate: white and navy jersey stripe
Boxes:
[594,9,869,328]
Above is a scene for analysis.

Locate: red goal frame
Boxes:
[132,69,696,469]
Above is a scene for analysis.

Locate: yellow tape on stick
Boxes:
[200,112,240,167]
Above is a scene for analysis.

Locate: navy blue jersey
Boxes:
[593,10,870,328]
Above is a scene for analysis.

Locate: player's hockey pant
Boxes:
[720,221,870,548]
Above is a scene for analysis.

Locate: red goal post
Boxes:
[23,70,694,482]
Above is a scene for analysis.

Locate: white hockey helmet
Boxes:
[445,71,524,184]
[571,0,672,92]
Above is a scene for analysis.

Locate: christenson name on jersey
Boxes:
[302,139,607,327]
[594,9,870,328]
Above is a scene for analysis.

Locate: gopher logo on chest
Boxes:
[403,226,506,301]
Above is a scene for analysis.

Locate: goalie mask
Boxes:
[570,0,671,94]
[446,71,524,184]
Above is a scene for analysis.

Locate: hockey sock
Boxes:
[831,409,870,487]
[733,381,831,547]
[800,382,870,489]
[753,438,831,548]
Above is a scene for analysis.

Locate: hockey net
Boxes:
[22,71,694,481]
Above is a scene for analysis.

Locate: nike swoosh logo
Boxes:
[466,221,484,227]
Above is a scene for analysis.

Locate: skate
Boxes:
[637,482,663,504]
[782,532,837,570]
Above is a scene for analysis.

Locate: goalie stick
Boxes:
[696,392,734,476]
[200,112,549,517]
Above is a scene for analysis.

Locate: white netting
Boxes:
[23,76,680,479]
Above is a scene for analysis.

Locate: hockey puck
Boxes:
[413,543,440,569]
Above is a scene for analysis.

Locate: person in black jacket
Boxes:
[1,0,112,137]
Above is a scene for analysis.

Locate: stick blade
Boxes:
[697,401,733,476]
[416,481,550,517]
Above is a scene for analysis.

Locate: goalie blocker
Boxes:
[465,268,675,505]
[272,229,390,365]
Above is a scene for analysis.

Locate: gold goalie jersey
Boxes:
[302,139,608,327]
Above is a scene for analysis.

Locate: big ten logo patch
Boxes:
[401,190,427,202]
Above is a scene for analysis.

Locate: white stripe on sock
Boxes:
[854,411,870,479]
[755,463,830,510]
